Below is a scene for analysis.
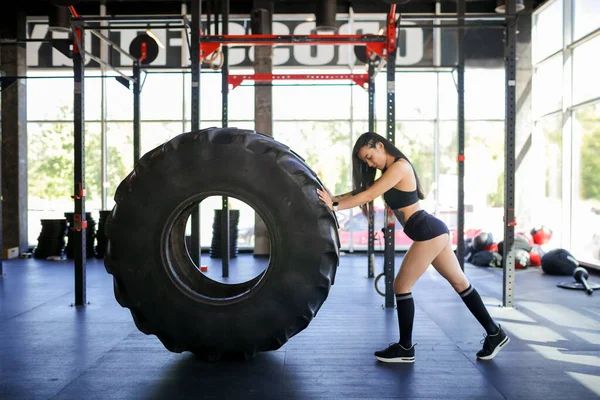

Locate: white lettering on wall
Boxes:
[26,17,428,68]
[397,21,423,65]
[292,22,335,65]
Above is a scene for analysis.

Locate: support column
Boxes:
[189,0,201,267]
[503,0,518,308]
[457,0,466,270]
[0,5,28,258]
[367,59,375,278]
[221,0,230,277]
[252,1,273,257]
[515,0,535,243]
[73,27,87,306]
[383,10,397,309]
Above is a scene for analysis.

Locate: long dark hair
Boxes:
[352,132,425,216]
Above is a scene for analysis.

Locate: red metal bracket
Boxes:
[71,182,86,200]
[366,43,385,58]
[228,73,369,90]
[68,6,82,54]
[457,155,465,162]
[200,43,221,60]
[386,5,397,55]
[71,214,88,232]
[139,41,148,63]
[506,208,517,227]
[386,207,395,227]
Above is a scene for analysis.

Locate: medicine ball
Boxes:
[471,250,494,267]
[490,252,503,268]
[485,243,498,252]
[515,248,530,269]
[472,232,493,252]
[531,226,553,245]
[516,232,534,246]
[541,248,579,275]
[529,251,541,267]
[498,235,532,255]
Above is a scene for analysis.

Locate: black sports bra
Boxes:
[383,157,419,209]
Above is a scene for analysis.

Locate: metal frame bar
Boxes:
[383,5,397,309]
[396,23,506,28]
[190,0,201,268]
[133,62,141,163]
[567,26,600,50]
[456,0,466,270]
[561,0,574,268]
[0,69,2,276]
[396,13,514,20]
[73,28,87,306]
[228,73,369,90]
[75,24,187,30]
[502,0,518,308]
[72,15,188,23]
[367,59,376,279]
[100,3,109,211]
[221,0,231,278]
[569,96,600,112]
[533,48,563,67]
[83,51,135,83]
[88,29,137,61]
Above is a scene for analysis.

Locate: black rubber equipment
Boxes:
[104,128,340,360]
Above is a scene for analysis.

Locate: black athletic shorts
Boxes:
[403,210,449,242]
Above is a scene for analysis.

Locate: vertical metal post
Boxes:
[456,0,466,270]
[367,59,376,278]
[562,0,573,251]
[133,61,141,163]
[502,0,518,308]
[73,28,87,306]
[221,0,230,277]
[0,79,2,276]
[384,9,397,309]
[100,3,108,210]
[433,0,441,217]
[190,0,201,267]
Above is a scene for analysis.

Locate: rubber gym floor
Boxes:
[1,253,599,399]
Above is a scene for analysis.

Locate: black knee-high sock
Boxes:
[395,293,414,348]
[459,285,499,335]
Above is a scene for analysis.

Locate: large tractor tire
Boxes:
[104,128,340,360]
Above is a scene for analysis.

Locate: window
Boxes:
[573,0,600,41]
[572,35,600,105]
[105,122,134,210]
[533,54,563,116]
[464,69,506,120]
[394,121,435,196]
[533,115,563,247]
[273,120,352,195]
[533,0,563,63]
[572,104,600,264]
[141,73,184,120]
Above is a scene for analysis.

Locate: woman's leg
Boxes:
[431,241,499,335]
[393,234,448,347]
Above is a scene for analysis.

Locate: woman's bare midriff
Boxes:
[391,202,422,227]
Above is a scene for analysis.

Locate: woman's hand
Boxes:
[317,188,333,210]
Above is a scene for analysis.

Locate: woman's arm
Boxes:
[331,191,354,202]
[317,162,406,211]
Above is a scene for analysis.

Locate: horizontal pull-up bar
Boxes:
[199,34,387,59]
[72,15,187,23]
[399,13,516,20]
[228,73,369,90]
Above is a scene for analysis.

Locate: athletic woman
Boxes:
[317,132,510,363]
